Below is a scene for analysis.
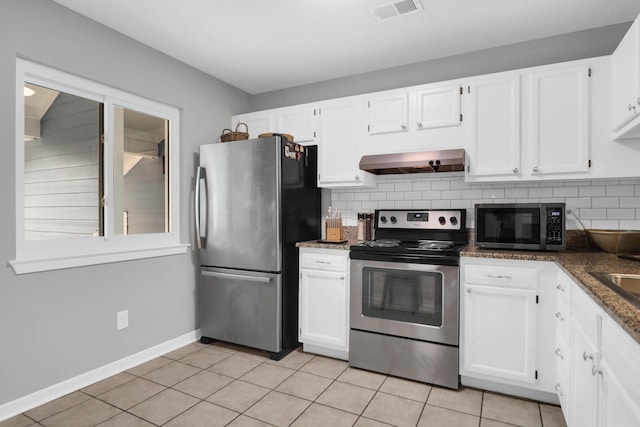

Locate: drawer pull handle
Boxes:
[555,348,564,360]
[556,284,566,292]
[315,260,330,264]
[555,312,565,321]
[555,383,563,396]
[488,274,512,279]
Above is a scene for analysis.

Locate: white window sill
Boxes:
[9,244,190,274]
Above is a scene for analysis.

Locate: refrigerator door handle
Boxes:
[202,270,272,283]
[195,166,207,249]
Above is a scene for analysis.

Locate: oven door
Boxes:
[350,258,459,346]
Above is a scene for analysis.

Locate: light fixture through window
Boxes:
[24,86,35,97]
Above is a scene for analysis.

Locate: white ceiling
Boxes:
[51,0,640,95]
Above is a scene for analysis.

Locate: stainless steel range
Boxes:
[349,209,467,389]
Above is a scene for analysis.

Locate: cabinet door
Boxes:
[611,18,640,132]
[299,269,348,351]
[318,97,374,187]
[463,284,537,383]
[570,321,599,427]
[232,111,275,139]
[465,73,521,178]
[599,361,640,427]
[527,63,590,175]
[277,106,318,145]
[367,92,408,135]
[415,83,461,130]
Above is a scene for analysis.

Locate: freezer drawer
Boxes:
[200,267,282,353]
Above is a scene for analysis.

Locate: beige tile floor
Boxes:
[0,341,568,427]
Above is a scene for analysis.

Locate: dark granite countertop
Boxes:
[462,245,640,345]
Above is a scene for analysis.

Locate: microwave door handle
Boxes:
[194,166,207,249]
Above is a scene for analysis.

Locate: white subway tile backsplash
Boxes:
[607,185,635,196]
[482,188,505,199]
[334,176,640,229]
[528,187,553,198]
[607,208,636,220]
[621,197,640,208]
[431,180,451,190]
[592,197,619,208]
[579,186,607,197]
[395,182,413,192]
[441,190,462,199]
[553,187,579,197]
[505,188,529,198]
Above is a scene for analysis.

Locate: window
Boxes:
[11,59,187,274]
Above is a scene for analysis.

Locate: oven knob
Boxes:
[450,216,458,226]
[390,216,397,224]
[380,216,387,223]
[439,216,446,225]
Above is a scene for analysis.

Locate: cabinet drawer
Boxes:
[556,270,572,306]
[465,264,538,289]
[555,298,570,343]
[554,333,570,380]
[571,284,601,345]
[555,368,571,425]
[301,250,348,272]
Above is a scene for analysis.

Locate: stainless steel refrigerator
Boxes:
[194,136,321,360]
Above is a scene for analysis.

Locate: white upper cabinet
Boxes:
[231,110,275,140]
[611,16,640,139]
[526,63,590,176]
[232,105,318,145]
[416,83,462,130]
[276,105,319,145]
[364,81,465,155]
[367,91,409,135]
[465,72,521,178]
[466,60,593,182]
[318,96,375,188]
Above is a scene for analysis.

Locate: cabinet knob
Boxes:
[355,175,360,181]
[556,284,566,292]
[583,351,594,362]
[629,104,637,112]
[637,98,640,106]
[466,287,472,293]
[512,168,519,174]
[592,365,602,376]
[340,276,345,280]
[555,348,564,360]
[532,166,540,173]
[555,383,564,396]
[555,312,565,321]
[417,122,423,129]
[401,125,407,131]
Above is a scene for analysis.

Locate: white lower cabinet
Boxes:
[554,269,640,427]
[298,247,349,360]
[460,258,557,401]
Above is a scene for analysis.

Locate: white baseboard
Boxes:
[0,329,200,422]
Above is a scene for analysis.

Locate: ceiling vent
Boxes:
[371,0,423,22]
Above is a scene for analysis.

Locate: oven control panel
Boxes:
[376,210,463,230]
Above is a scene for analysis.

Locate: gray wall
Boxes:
[249,22,630,111]
[0,0,249,407]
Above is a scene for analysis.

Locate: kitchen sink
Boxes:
[589,272,640,309]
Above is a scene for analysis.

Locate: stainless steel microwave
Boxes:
[475,203,565,251]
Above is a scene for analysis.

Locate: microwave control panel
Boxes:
[546,207,564,245]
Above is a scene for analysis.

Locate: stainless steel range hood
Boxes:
[359,149,465,175]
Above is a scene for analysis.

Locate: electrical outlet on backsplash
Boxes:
[330,173,640,230]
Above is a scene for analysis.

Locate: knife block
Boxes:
[325,219,343,242]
